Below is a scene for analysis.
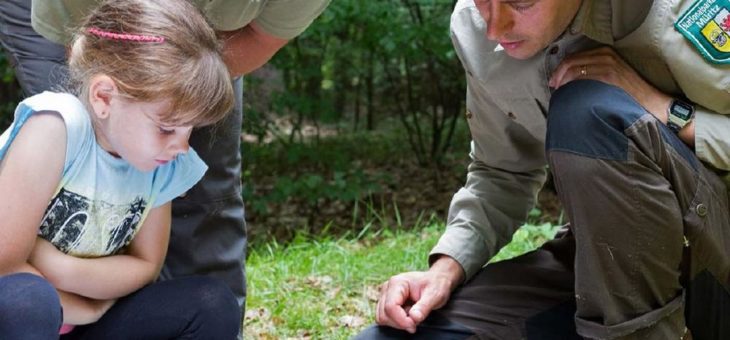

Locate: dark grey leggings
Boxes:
[0,273,241,340]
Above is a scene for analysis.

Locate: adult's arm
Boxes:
[30,203,172,300]
[0,111,66,276]
[375,3,548,331]
[218,0,331,76]
[375,82,548,330]
[218,22,288,77]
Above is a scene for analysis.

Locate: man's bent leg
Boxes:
[356,228,580,339]
[546,79,730,339]
[163,77,247,312]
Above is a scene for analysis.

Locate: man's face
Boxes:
[474,0,582,59]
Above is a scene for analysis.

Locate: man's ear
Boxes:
[88,74,117,119]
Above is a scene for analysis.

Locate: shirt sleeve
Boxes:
[694,107,730,172]
[152,148,208,207]
[253,0,331,39]
[428,1,546,281]
[428,83,547,281]
[31,0,98,45]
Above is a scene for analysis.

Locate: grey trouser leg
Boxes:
[546,80,730,339]
[0,0,247,314]
[162,78,247,312]
[0,0,67,96]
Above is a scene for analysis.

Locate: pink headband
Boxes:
[86,27,165,43]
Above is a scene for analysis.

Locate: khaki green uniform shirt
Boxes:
[31,0,331,44]
[434,0,730,281]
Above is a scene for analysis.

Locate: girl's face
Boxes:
[95,96,193,172]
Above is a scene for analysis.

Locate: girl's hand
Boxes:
[58,290,116,325]
[548,46,672,123]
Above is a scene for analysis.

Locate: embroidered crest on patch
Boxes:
[675,0,730,64]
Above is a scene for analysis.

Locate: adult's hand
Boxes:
[548,46,673,123]
[375,255,464,333]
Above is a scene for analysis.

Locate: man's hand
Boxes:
[549,47,673,123]
[375,255,464,333]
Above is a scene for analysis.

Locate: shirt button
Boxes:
[466,110,473,119]
[549,46,559,55]
[696,203,708,217]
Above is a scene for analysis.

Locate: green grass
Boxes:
[244,221,561,339]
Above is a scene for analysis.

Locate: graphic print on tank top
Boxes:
[39,188,147,256]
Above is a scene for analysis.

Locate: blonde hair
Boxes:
[68,0,234,127]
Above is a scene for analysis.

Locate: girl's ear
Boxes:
[88,74,118,119]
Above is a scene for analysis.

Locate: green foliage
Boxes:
[246,0,465,165]
[243,124,416,215]
[245,169,384,215]
[491,223,561,262]
[0,50,21,131]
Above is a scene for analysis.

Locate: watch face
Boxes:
[671,100,694,120]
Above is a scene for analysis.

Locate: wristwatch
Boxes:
[666,98,695,133]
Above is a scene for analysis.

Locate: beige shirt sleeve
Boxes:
[661,0,730,173]
[695,107,730,172]
[616,0,730,174]
[254,0,331,40]
[429,1,547,280]
[31,0,99,44]
[429,141,546,280]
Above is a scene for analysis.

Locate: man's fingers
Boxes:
[377,277,417,333]
[549,55,593,88]
[408,286,448,324]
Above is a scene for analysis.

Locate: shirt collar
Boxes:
[568,0,614,45]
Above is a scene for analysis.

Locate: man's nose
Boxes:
[485,4,513,41]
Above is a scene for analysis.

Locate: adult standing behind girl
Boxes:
[0,0,241,338]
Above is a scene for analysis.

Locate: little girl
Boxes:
[0,0,240,338]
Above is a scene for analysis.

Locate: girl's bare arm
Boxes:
[0,111,65,276]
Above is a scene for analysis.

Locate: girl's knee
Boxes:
[0,273,62,334]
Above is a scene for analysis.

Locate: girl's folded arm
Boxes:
[33,203,172,300]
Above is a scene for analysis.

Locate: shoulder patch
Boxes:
[675,0,730,64]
